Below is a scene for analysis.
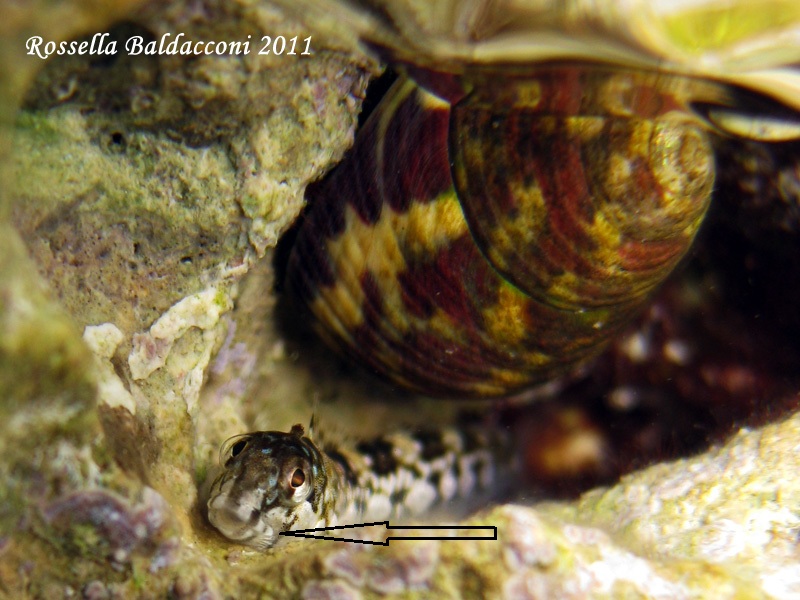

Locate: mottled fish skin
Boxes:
[207,422,516,549]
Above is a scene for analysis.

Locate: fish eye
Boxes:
[289,468,306,488]
[219,434,254,465]
[231,439,249,457]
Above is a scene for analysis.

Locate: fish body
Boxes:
[207,422,515,549]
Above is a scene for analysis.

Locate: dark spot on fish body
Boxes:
[390,487,408,507]
[413,430,448,460]
[356,438,398,476]
[325,448,359,487]
[460,429,485,454]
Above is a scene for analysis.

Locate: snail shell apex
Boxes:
[452,68,714,308]
[288,67,714,397]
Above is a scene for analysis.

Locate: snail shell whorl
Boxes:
[454,68,714,308]
[288,67,714,397]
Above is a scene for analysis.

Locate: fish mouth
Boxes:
[207,493,276,548]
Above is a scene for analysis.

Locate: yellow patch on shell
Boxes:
[401,191,469,260]
[585,209,625,265]
[603,152,634,199]
[546,271,587,308]
[565,116,605,140]
[312,204,406,337]
[545,212,640,307]
[485,180,548,276]
[597,73,638,117]
[512,79,543,108]
[628,118,657,161]
[313,190,469,340]
[482,283,531,347]
[482,369,536,394]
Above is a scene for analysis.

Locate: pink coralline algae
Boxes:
[314,540,440,596]
[41,486,178,571]
[301,579,363,600]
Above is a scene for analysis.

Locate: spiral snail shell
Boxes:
[287,65,716,397]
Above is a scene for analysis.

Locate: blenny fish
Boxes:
[207,422,516,549]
